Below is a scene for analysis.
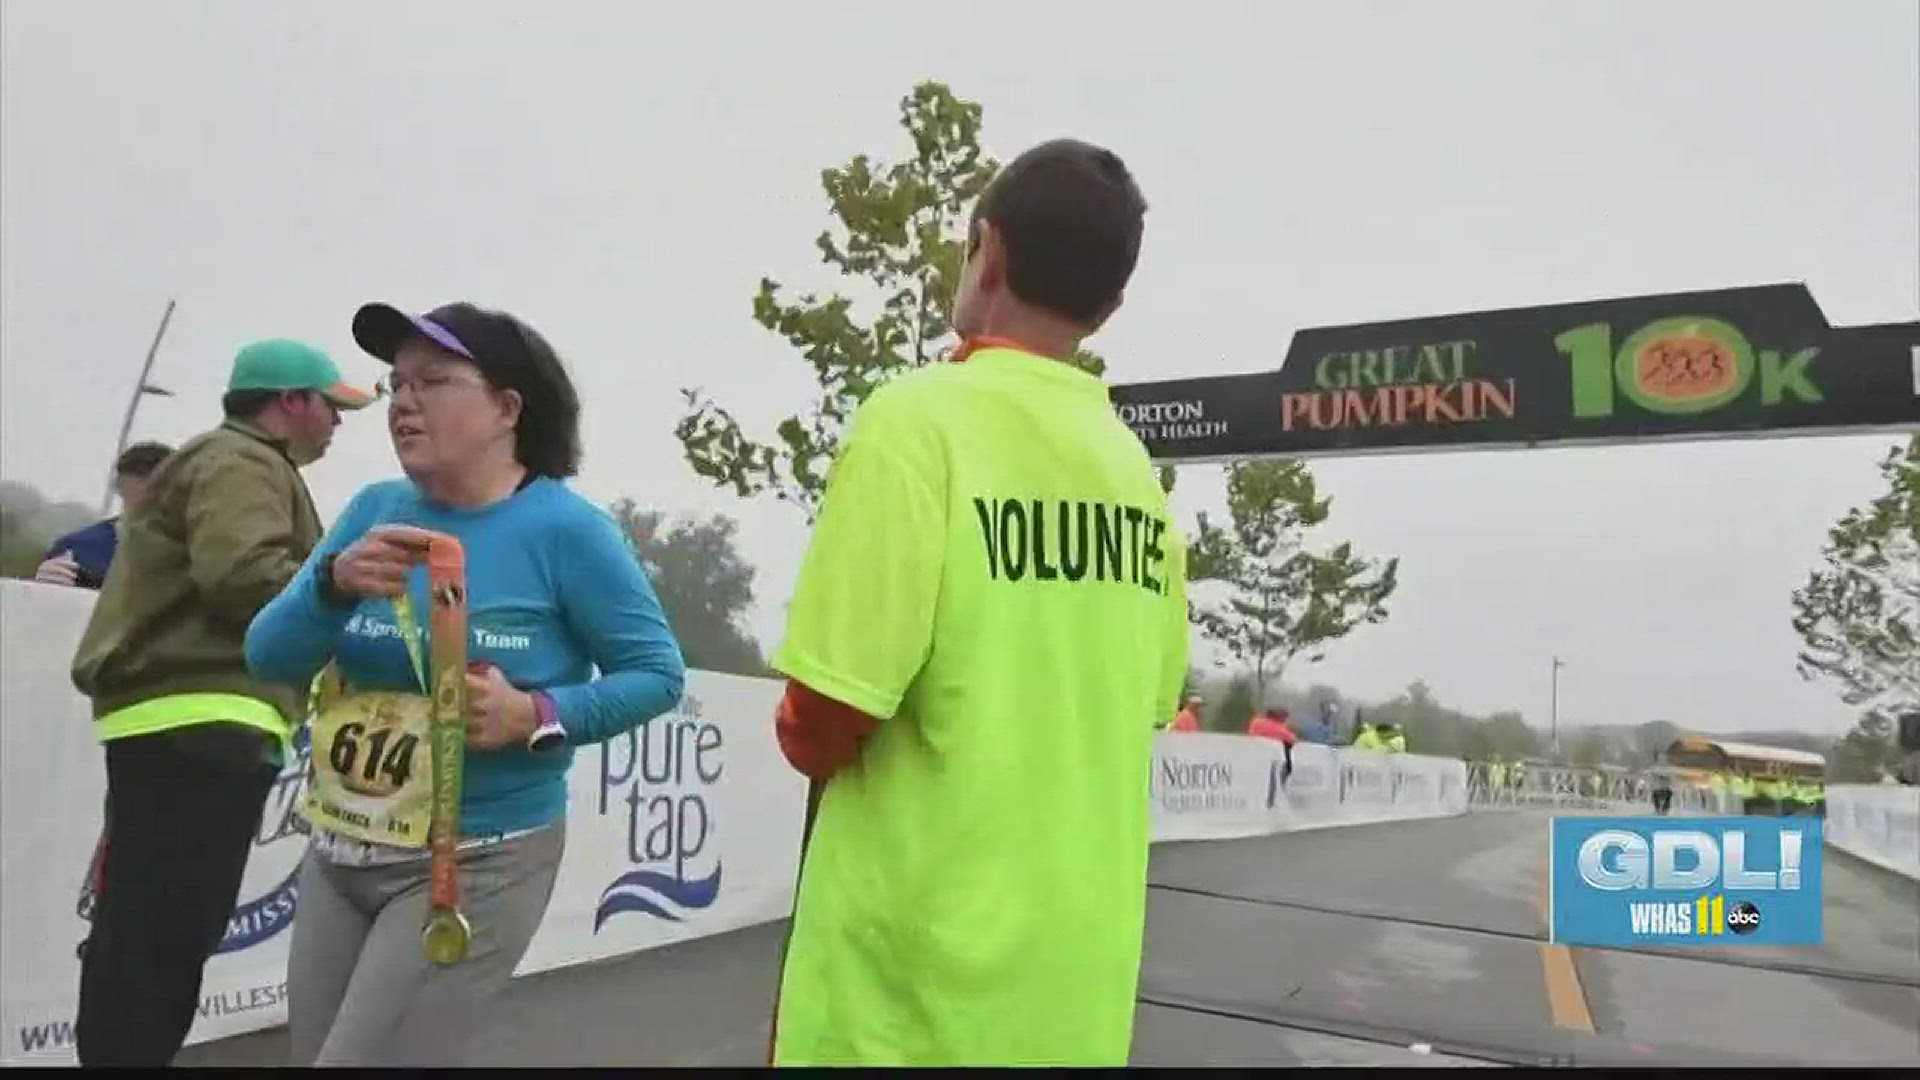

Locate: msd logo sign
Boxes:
[218,725,311,953]
[77,725,310,959]
[594,693,723,928]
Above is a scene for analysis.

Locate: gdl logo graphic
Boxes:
[594,693,723,929]
[1549,816,1823,948]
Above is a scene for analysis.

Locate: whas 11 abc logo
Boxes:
[594,692,723,930]
[1577,825,1804,940]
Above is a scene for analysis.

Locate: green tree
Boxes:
[1630,720,1682,767]
[1791,436,1919,718]
[1829,711,1902,783]
[0,479,95,580]
[608,499,766,677]
[1479,709,1543,760]
[1566,731,1613,770]
[1459,725,1496,763]
[1376,679,1470,758]
[1187,460,1399,702]
[674,81,1108,522]
[1207,674,1258,733]
[1299,683,1347,733]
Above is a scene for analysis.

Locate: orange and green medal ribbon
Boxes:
[397,534,474,965]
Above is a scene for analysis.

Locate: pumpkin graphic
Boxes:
[1614,316,1754,414]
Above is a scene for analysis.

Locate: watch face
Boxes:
[529,725,565,751]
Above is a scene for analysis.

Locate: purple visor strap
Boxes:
[407,314,474,360]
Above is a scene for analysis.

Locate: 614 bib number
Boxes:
[328,723,421,797]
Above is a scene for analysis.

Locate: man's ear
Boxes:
[974,219,1005,291]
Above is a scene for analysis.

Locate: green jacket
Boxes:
[71,419,323,736]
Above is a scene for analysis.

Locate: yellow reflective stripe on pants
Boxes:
[94,692,292,757]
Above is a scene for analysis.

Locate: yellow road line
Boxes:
[1536,842,1597,1033]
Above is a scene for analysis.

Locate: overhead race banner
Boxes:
[1110,284,1920,461]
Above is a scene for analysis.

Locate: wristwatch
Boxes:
[315,552,350,608]
[527,690,565,752]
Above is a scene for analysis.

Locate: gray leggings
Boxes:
[287,823,565,1066]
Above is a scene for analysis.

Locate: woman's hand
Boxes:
[466,663,537,750]
[329,525,439,599]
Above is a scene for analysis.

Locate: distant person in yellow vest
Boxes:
[1352,720,1386,751]
[1707,771,1732,813]
[1764,774,1793,814]
[1377,721,1407,753]
[67,340,374,1066]
[1730,772,1756,814]
[1774,776,1804,810]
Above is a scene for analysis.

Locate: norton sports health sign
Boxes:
[1110,284,1920,461]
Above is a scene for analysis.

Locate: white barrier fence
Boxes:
[1149,736,1468,843]
[1825,784,1920,880]
[1,579,1464,1066]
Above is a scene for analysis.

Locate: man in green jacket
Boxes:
[69,338,372,1067]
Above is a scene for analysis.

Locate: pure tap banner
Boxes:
[1549,817,1824,948]
[0,579,802,1067]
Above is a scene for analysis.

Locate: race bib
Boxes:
[302,689,434,848]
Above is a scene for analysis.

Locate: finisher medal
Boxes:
[419,535,474,965]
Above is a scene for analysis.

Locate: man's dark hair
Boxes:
[971,138,1148,327]
[424,303,583,479]
[114,441,173,478]
[222,389,285,421]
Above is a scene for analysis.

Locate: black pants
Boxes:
[1651,790,1671,814]
[76,727,277,1067]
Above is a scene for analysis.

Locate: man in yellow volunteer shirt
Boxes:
[768,138,1186,1067]
[68,340,372,1066]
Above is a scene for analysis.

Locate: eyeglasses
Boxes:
[374,372,492,400]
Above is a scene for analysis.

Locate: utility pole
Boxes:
[1551,655,1567,760]
[101,299,178,516]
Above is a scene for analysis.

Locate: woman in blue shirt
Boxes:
[245,301,686,1066]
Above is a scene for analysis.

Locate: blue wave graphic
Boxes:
[594,863,722,932]
[215,865,300,954]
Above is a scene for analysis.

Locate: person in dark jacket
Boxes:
[33,442,174,589]
[68,338,373,1067]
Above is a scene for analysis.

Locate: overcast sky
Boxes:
[3,0,1914,736]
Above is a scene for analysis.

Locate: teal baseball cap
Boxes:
[227,339,375,410]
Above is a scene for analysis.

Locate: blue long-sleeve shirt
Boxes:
[43,518,120,590]
[245,476,686,837]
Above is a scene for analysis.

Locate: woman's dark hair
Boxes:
[415,303,583,479]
